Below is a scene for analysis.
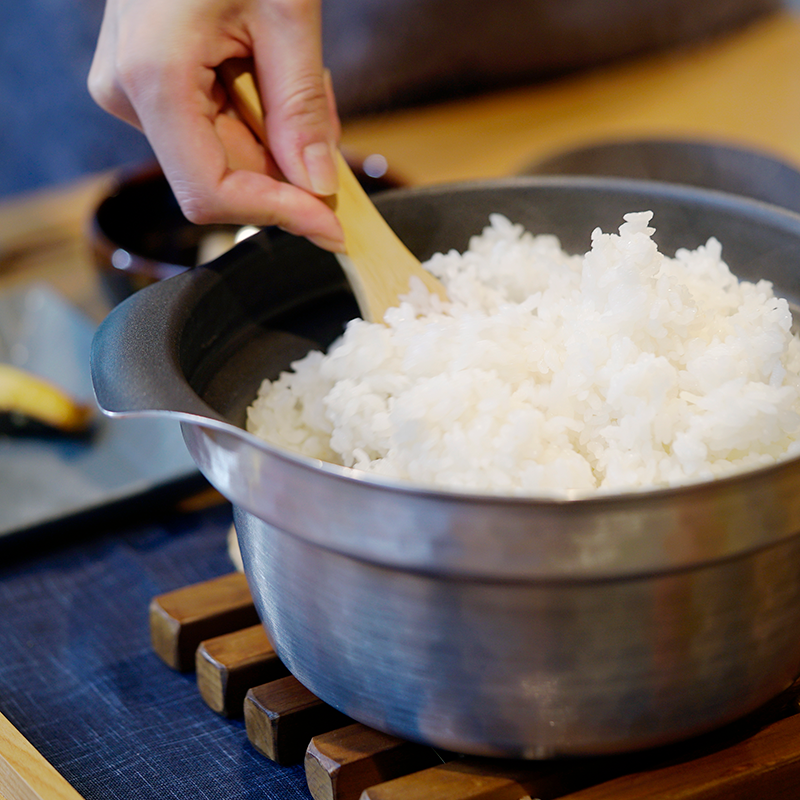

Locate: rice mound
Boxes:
[246,212,800,495]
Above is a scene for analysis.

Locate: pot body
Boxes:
[91,176,800,756]
[235,507,800,758]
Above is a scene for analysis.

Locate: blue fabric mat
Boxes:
[0,503,311,799]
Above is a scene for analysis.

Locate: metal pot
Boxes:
[91,177,800,758]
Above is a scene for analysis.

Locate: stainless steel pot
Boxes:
[91,177,800,758]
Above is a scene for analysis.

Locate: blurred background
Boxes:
[1,0,796,203]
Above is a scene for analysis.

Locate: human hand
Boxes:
[88,0,344,252]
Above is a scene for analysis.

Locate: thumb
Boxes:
[255,1,339,197]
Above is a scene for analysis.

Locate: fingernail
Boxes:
[303,141,339,196]
[308,232,346,253]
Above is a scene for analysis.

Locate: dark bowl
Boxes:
[89,155,405,305]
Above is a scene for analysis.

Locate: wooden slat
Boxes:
[360,681,800,800]
[244,676,351,765]
[359,754,624,800]
[305,722,444,800]
[0,712,85,800]
[554,711,800,800]
[347,677,800,800]
[149,572,259,671]
[359,760,530,800]
[195,624,288,717]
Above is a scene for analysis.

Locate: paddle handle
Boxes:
[217,58,358,206]
[218,59,449,322]
[218,60,268,147]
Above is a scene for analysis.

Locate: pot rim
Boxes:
[92,174,800,578]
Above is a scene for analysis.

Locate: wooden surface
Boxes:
[0,713,85,800]
[0,172,116,322]
[554,711,800,800]
[341,11,800,187]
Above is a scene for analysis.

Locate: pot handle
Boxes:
[90,275,231,430]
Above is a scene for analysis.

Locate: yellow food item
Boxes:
[0,363,93,433]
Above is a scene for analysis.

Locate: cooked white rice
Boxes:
[246,212,800,495]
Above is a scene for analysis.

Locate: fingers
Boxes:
[194,168,345,251]
[149,72,344,247]
[255,0,340,197]
[86,0,345,251]
[87,0,143,128]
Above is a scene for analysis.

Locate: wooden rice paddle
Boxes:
[218,60,448,324]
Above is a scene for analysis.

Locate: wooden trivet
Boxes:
[150,573,800,800]
[149,571,259,671]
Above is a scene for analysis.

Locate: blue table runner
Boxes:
[0,503,311,799]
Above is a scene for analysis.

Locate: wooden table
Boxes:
[2,10,800,326]
[341,10,800,186]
